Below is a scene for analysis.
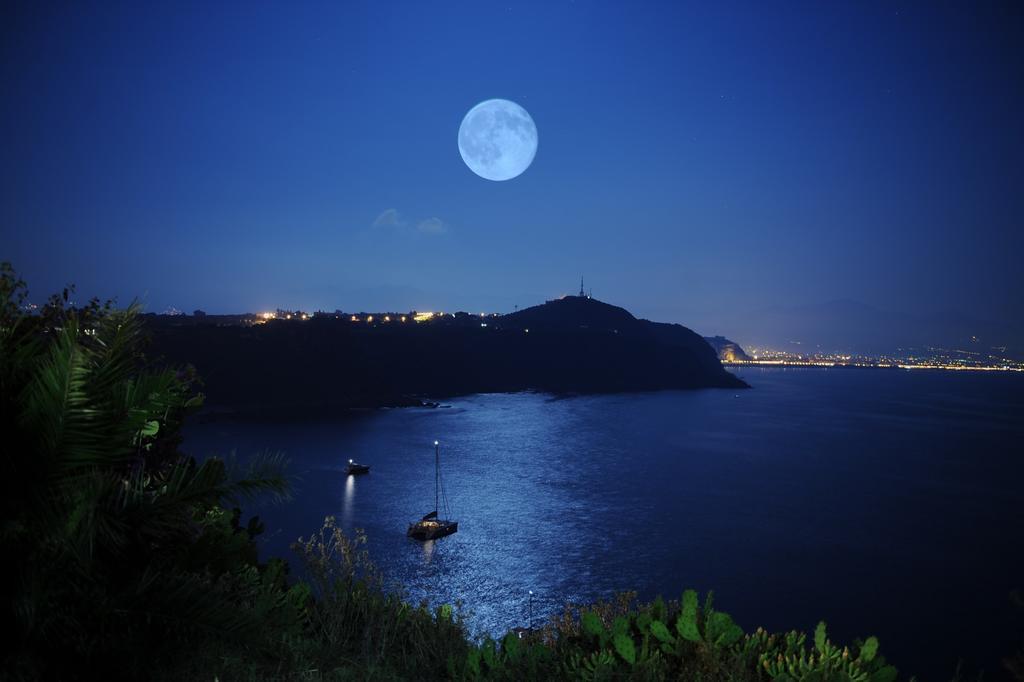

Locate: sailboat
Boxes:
[407,440,458,541]
[345,458,370,475]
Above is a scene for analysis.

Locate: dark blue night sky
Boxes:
[2,1,1021,343]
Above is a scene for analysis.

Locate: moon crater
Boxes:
[458,99,537,181]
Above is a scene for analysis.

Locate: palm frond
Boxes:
[224,450,292,505]
[18,322,95,461]
[4,271,303,677]
[87,304,144,393]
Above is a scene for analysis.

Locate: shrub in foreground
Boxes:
[456,590,899,681]
[1,266,290,679]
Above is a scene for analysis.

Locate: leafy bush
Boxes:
[448,590,900,682]
[1,264,291,679]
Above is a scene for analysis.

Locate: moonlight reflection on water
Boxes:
[186,368,1024,679]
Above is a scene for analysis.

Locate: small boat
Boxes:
[345,458,370,475]
[407,440,458,541]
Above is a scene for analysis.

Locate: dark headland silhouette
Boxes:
[703,335,752,362]
[146,294,747,416]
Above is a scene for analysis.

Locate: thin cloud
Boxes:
[416,217,448,234]
[372,208,405,228]
[373,209,448,236]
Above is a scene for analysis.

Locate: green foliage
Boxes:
[707,610,744,647]
[582,610,605,638]
[613,632,637,664]
[649,619,674,644]
[756,621,899,682]
[678,588,702,642]
[448,591,905,682]
[2,265,290,679]
[861,636,879,664]
[872,665,899,682]
[652,595,667,622]
[816,621,829,653]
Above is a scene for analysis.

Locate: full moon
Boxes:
[458,99,537,181]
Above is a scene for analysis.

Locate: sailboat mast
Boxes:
[434,440,439,515]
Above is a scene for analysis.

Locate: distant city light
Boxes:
[722,347,1022,372]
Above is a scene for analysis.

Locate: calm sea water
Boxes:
[184,368,1024,680]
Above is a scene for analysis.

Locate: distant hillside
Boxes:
[502,296,641,335]
[703,336,752,362]
[146,295,746,415]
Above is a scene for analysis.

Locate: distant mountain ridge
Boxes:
[735,299,1024,356]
